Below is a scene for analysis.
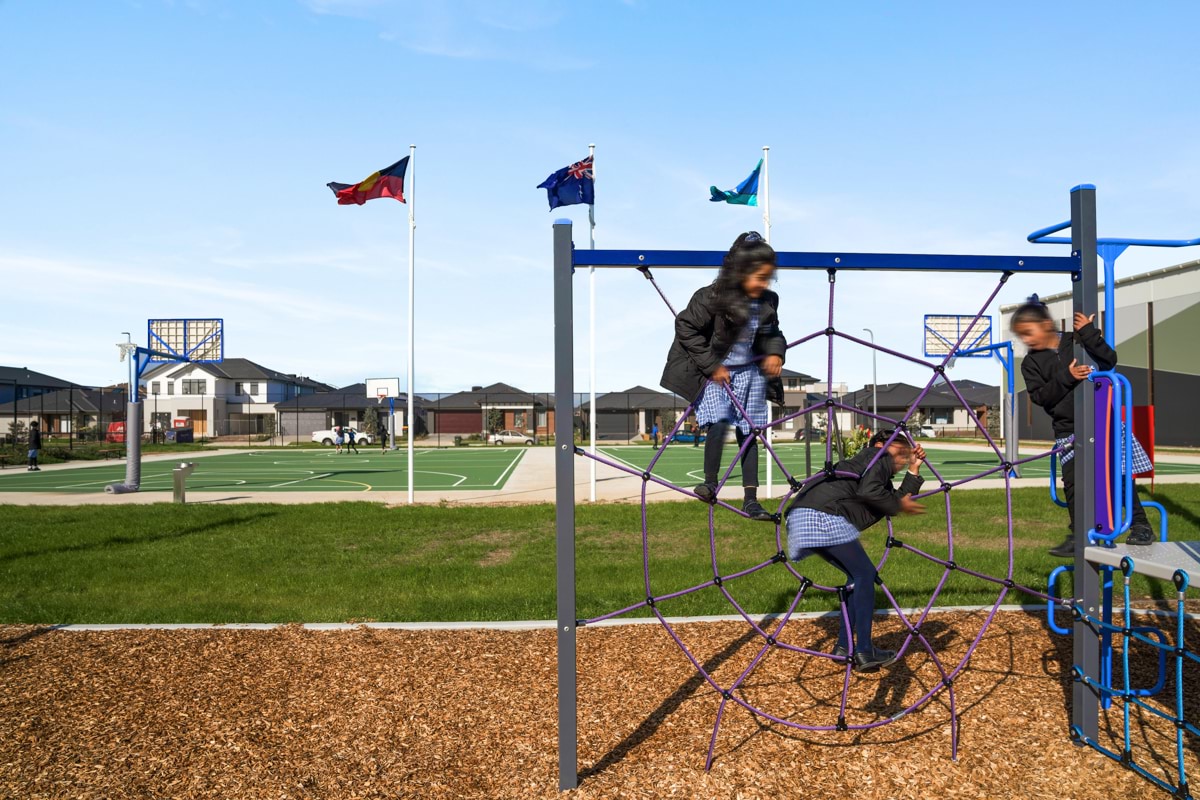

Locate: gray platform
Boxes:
[1085,541,1200,583]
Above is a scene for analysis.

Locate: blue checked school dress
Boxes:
[785,507,862,562]
[695,300,768,434]
[1057,430,1152,473]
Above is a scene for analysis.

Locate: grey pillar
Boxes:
[553,219,578,790]
[1070,184,1100,743]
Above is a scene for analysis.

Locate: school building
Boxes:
[1000,259,1200,446]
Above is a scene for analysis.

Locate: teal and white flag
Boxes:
[709,159,761,206]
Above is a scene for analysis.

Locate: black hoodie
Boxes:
[1020,322,1116,438]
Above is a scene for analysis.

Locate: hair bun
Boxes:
[1026,293,1045,306]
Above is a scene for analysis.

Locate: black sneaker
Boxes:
[852,648,897,673]
[742,499,775,522]
[832,645,849,661]
[1049,536,1075,558]
[693,483,717,503]
[1126,525,1156,546]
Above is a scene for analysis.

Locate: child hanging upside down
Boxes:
[660,231,786,522]
[1010,295,1155,556]
[785,430,926,672]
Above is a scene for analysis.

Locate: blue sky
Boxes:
[2,0,1199,396]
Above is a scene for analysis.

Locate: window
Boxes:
[182,379,206,395]
[932,410,951,424]
[235,382,244,395]
[167,381,174,396]
[537,410,548,428]
[250,382,259,395]
[786,378,799,390]
[514,411,527,429]
[151,381,160,395]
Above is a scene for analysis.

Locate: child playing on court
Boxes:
[785,430,926,672]
[660,231,786,521]
[1010,295,1155,556]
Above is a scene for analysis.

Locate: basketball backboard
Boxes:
[366,377,401,403]
[147,319,224,362]
[923,314,992,358]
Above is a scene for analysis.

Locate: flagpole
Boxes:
[408,143,416,505]
[587,144,597,502]
[762,145,772,499]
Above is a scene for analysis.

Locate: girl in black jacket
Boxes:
[1011,297,1154,557]
[660,232,786,521]
[784,431,926,671]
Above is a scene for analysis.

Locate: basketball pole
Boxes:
[407,143,416,504]
[762,145,772,498]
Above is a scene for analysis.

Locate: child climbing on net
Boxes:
[660,231,787,521]
[1010,295,1155,557]
[785,430,926,672]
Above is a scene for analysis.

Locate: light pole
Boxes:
[862,328,877,424]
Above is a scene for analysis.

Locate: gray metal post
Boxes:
[1070,184,1100,743]
[553,219,578,790]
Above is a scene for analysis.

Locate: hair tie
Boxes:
[743,231,763,244]
[1026,293,1045,307]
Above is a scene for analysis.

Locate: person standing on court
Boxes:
[652,421,660,448]
[334,425,344,454]
[347,427,359,454]
[378,419,389,454]
[27,420,42,471]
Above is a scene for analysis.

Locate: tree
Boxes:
[7,420,26,445]
[362,407,379,435]
[486,409,504,433]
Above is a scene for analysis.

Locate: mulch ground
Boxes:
[1,611,1197,799]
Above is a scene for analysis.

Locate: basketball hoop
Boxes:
[377,390,388,404]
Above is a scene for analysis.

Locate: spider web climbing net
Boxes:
[575,267,1073,769]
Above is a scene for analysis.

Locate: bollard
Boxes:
[173,462,196,504]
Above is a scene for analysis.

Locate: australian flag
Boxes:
[537,155,594,210]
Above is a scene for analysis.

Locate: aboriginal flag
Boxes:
[327,157,409,205]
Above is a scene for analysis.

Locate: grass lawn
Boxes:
[1,486,1198,624]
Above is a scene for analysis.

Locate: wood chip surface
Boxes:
[1,611,1196,799]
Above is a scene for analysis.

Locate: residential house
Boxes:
[0,366,82,406]
[579,386,688,442]
[0,387,129,441]
[424,383,554,437]
[274,383,423,442]
[841,382,980,433]
[141,358,331,436]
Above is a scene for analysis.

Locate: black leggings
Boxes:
[810,539,878,653]
[1062,457,1149,532]
[702,422,758,487]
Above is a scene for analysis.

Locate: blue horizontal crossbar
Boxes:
[570,248,1079,274]
[1028,219,1200,248]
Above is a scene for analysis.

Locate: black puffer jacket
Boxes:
[787,446,924,532]
[29,426,42,449]
[660,285,786,404]
[1021,323,1116,438]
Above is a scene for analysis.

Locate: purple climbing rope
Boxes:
[573,268,1065,769]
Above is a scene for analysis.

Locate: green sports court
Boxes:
[0,447,528,493]
[595,443,1200,486]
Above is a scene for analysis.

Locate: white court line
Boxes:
[596,449,646,474]
[271,472,332,488]
[413,470,469,487]
[492,450,525,487]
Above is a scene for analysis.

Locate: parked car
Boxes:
[912,425,938,438]
[312,428,374,446]
[488,430,535,446]
[668,430,706,444]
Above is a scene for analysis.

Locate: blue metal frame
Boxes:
[573,249,1078,273]
[923,315,993,358]
[146,318,225,364]
[1088,370,1135,545]
[1028,214,1200,347]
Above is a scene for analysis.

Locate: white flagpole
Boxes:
[762,145,772,499]
[588,143,597,503]
[407,143,416,504]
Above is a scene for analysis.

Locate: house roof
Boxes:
[0,366,83,390]
[843,382,963,410]
[144,358,333,390]
[780,368,819,384]
[430,382,548,410]
[581,386,686,411]
[0,387,130,415]
[275,383,416,411]
[933,377,1000,407]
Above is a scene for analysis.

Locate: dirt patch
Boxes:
[478,548,514,567]
[0,612,1194,799]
